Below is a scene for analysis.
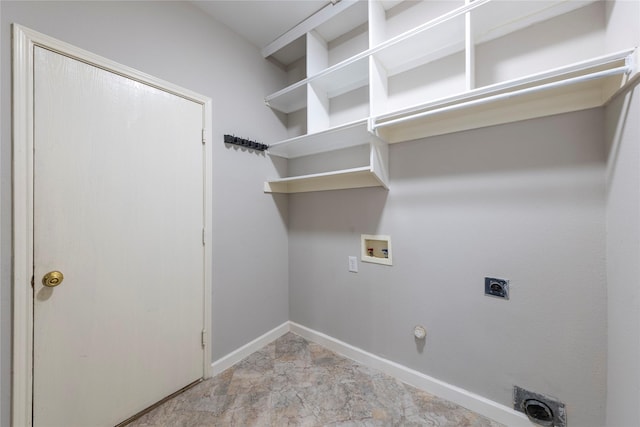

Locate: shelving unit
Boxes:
[264,118,389,194]
[264,135,388,194]
[263,0,638,194]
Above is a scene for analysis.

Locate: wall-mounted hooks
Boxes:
[224,134,269,151]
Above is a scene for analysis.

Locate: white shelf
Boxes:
[371,0,475,76]
[312,56,369,99]
[265,82,307,114]
[264,166,386,194]
[314,0,368,50]
[371,0,599,76]
[373,18,465,78]
[265,136,389,194]
[267,119,370,159]
[266,0,601,116]
[372,49,637,143]
[262,0,635,194]
[265,54,370,114]
[472,0,599,46]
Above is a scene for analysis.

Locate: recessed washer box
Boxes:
[361,234,392,266]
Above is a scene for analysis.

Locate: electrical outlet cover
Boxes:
[348,256,358,273]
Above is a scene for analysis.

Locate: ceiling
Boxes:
[191,0,331,52]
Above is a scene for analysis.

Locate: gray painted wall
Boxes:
[289,109,608,427]
[605,79,640,427]
[0,2,289,425]
[605,1,640,425]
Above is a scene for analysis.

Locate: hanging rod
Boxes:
[373,64,633,131]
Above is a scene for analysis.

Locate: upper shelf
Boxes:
[372,10,465,77]
[265,55,370,114]
[372,0,600,76]
[371,49,638,143]
[264,0,600,114]
[472,0,597,45]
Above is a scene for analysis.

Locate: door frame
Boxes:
[12,24,213,427]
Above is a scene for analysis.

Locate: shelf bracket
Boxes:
[625,51,636,75]
[367,117,380,139]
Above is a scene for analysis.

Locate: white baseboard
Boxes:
[211,320,532,426]
[289,322,533,427]
[210,321,289,377]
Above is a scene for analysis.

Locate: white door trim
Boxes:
[12,24,213,427]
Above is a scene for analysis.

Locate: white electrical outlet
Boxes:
[348,256,358,273]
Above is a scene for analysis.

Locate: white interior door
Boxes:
[32,46,205,427]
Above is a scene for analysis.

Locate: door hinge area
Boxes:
[202,129,206,145]
[202,228,205,246]
[31,275,35,288]
[201,330,207,348]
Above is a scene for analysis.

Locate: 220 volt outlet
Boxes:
[485,277,509,300]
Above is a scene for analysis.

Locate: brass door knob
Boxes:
[42,271,64,288]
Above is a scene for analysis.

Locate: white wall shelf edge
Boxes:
[372,48,637,143]
[267,118,371,159]
[264,165,388,194]
[373,48,637,124]
[265,133,389,194]
[265,53,370,114]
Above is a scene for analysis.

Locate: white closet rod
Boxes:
[373,65,632,130]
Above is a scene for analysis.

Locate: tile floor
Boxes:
[129,332,504,426]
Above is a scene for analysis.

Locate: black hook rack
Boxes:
[224,134,269,151]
